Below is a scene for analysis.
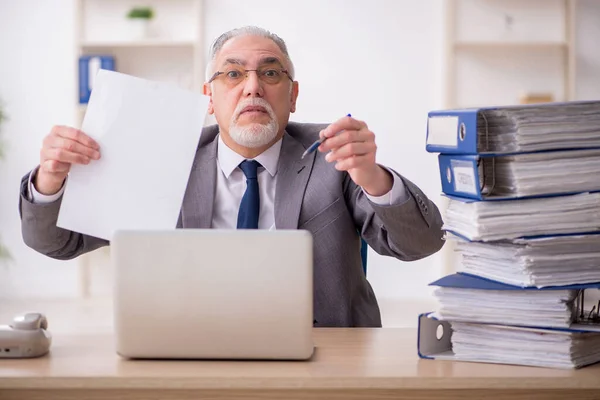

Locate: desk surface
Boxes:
[1,326,600,400]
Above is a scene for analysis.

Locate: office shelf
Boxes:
[439,0,577,276]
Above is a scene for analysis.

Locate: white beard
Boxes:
[228,98,280,148]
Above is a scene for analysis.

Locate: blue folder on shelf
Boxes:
[79,55,115,104]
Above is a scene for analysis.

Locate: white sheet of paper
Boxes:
[56,69,209,240]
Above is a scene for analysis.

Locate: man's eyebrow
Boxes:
[221,57,285,68]
[222,58,245,67]
[259,57,284,68]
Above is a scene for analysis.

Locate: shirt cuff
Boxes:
[27,166,66,204]
[363,167,409,206]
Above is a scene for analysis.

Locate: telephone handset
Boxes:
[0,313,52,358]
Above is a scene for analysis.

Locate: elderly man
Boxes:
[19,26,444,327]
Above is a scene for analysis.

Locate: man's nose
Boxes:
[242,71,264,97]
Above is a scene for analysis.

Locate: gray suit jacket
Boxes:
[19,122,444,327]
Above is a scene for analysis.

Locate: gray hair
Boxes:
[205,26,295,82]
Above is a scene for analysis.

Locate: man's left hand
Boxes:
[319,115,393,197]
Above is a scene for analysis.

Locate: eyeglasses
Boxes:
[208,65,294,86]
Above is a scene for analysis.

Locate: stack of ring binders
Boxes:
[418,100,600,369]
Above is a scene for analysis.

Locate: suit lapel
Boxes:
[274,132,316,229]
[179,133,218,229]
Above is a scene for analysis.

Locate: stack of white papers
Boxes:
[481,149,600,198]
[443,192,600,241]
[432,287,577,328]
[477,101,600,154]
[450,321,600,369]
[454,234,600,287]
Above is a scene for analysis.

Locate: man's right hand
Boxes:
[34,125,101,195]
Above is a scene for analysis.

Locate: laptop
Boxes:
[110,229,314,360]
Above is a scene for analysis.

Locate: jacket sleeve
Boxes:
[18,170,109,260]
[344,168,445,261]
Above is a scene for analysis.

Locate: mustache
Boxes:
[233,98,276,121]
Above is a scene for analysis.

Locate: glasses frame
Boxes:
[207,67,294,85]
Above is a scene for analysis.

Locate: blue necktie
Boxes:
[237,160,261,229]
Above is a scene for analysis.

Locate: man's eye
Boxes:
[263,69,279,77]
[227,70,242,79]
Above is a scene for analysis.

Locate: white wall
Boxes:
[576,0,600,100]
[0,1,80,298]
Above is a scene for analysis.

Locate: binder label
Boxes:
[451,162,478,195]
[427,116,458,148]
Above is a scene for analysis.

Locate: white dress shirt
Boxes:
[29,135,409,228]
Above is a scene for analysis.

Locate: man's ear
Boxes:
[203,82,214,115]
[290,81,299,113]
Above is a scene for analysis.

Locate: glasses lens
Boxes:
[222,65,246,85]
[258,67,283,84]
[216,66,286,86]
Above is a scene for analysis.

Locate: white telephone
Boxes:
[0,313,52,358]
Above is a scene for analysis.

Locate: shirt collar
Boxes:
[217,134,282,179]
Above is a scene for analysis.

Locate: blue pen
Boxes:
[301,114,352,159]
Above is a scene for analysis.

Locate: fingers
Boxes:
[319,128,374,152]
[51,125,100,150]
[332,153,376,171]
[325,141,376,162]
[38,126,101,180]
[49,137,100,160]
[318,116,379,173]
[41,147,92,166]
[319,115,366,141]
[321,130,377,172]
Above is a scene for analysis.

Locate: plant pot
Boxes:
[127,18,151,40]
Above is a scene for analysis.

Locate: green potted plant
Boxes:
[0,99,11,264]
[126,6,155,39]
